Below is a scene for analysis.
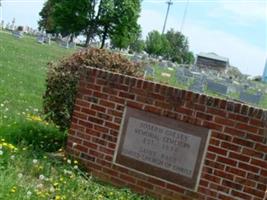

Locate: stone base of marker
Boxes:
[67,67,267,200]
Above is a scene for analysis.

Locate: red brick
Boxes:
[119,91,135,100]
[228,113,249,123]
[214,169,234,181]
[255,143,267,152]
[242,148,264,159]
[99,99,115,108]
[102,87,118,95]
[93,91,108,99]
[207,107,226,117]
[105,121,120,130]
[229,152,250,162]
[202,173,221,183]
[236,123,258,133]
[235,176,256,187]
[109,96,125,104]
[214,117,235,127]
[208,145,227,156]
[209,183,229,193]
[231,190,252,200]
[196,112,213,120]
[225,166,246,177]
[249,119,264,127]
[83,140,98,150]
[81,108,96,116]
[203,121,223,131]
[217,156,237,166]
[91,104,106,113]
[144,105,162,115]
[224,127,246,137]
[175,106,193,116]
[136,180,154,190]
[126,101,144,109]
[251,158,267,168]
[233,137,254,148]
[221,141,241,152]
[79,119,94,128]
[88,116,104,125]
[243,187,265,198]
[246,133,264,142]
[238,162,260,173]
[119,174,136,184]
[222,180,242,190]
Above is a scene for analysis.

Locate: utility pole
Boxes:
[162,0,173,34]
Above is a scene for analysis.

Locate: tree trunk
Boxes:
[85,32,91,47]
[100,26,108,49]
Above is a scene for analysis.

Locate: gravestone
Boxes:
[159,60,169,68]
[60,40,70,48]
[115,107,210,190]
[12,31,23,39]
[183,68,193,77]
[189,77,205,93]
[239,92,262,105]
[44,34,51,45]
[144,66,154,77]
[176,68,189,84]
[37,34,45,44]
[207,80,228,95]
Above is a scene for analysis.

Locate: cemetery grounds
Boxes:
[0,31,153,200]
[1,30,266,200]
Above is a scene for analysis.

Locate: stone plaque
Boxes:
[115,107,210,190]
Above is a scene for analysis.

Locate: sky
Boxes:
[0,0,267,76]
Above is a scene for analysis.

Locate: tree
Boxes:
[99,0,141,48]
[145,30,170,56]
[165,29,194,64]
[129,32,145,53]
[52,0,90,39]
[38,0,142,47]
[38,0,58,33]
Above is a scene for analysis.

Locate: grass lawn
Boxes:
[0,31,153,200]
[0,31,75,125]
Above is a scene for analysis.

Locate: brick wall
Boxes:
[67,67,267,200]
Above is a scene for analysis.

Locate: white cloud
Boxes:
[139,8,266,76]
[219,1,267,21]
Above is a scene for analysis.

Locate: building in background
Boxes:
[263,59,267,83]
[196,52,229,72]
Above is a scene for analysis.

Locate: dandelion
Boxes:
[67,159,71,164]
[55,195,61,200]
[26,191,32,197]
[10,186,16,193]
[39,174,45,180]
[74,165,78,169]
[36,184,43,189]
[74,160,78,164]
[49,186,55,193]
[32,159,38,164]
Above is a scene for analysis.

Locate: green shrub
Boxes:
[0,119,66,152]
[43,48,143,130]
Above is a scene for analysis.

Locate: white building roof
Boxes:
[197,52,229,63]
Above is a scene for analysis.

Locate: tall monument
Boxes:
[263,59,267,83]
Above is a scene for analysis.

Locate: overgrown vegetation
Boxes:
[43,48,143,130]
